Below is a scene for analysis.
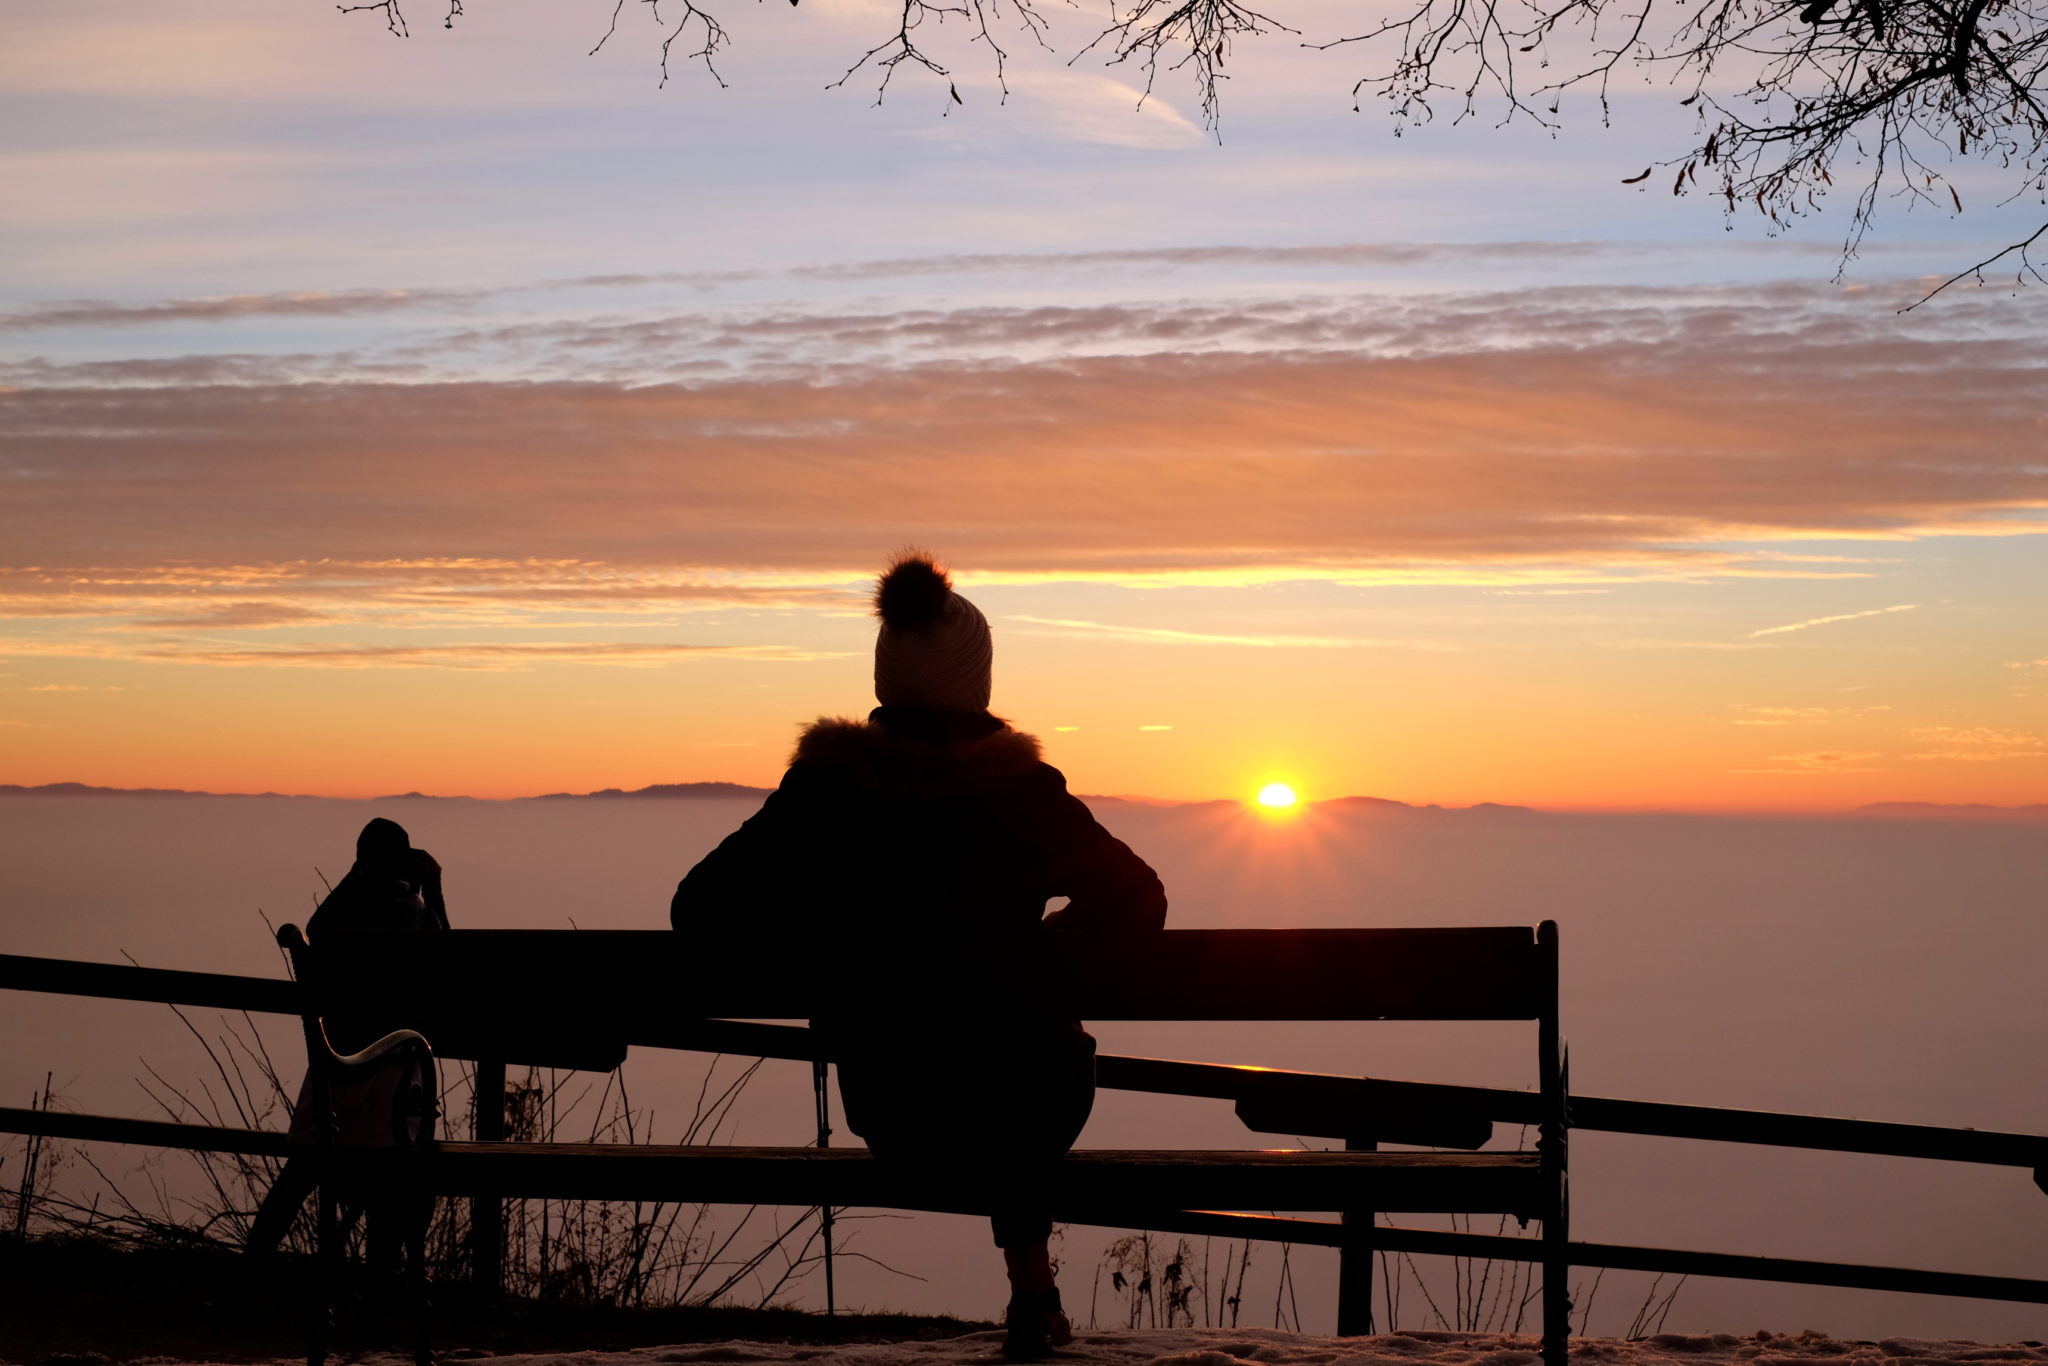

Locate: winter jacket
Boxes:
[306,854,447,1055]
[670,705,1167,1024]
[308,862,448,939]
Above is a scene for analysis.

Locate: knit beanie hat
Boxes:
[872,552,993,712]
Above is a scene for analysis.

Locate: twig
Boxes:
[1902,218,2048,307]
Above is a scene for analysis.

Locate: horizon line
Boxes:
[2,780,2044,820]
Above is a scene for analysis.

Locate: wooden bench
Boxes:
[283,922,1569,1365]
[14,919,2048,1363]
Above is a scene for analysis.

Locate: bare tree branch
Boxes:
[1902,214,2048,304]
[829,0,1055,105]
[339,0,2048,288]
[338,0,412,39]
[1078,0,1297,132]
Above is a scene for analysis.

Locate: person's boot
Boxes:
[1002,1287,1072,1360]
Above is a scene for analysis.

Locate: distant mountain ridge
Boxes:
[1316,795,1536,815]
[1853,801,2048,820]
[7,781,1514,809]
[532,782,773,800]
[7,782,2045,818]
[5,780,1505,809]
[0,780,774,801]
[0,780,310,799]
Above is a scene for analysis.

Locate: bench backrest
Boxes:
[302,925,1557,1070]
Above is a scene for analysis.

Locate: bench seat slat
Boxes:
[410,1143,1542,1215]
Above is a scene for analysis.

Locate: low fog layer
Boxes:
[2,794,2044,1339]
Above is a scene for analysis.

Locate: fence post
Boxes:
[813,1058,836,1316]
[1337,1136,1376,1335]
[1537,920,1570,1366]
[472,1058,505,1294]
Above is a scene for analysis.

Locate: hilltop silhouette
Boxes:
[1854,801,2048,821]
[534,782,773,800]
[0,781,305,799]
[1316,796,1536,815]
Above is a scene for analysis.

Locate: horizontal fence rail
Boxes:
[4,1105,2042,1306]
[1101,1057,2048,1171]
[0,952,298,1016]
[645,1022,2048,1173]
[0,1103,292,1157]
[5,953,2044,1170]
[1051,1208,2048,1306]
[419,1144,1541,1213]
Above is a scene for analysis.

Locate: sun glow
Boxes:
[1256,782,1299,809]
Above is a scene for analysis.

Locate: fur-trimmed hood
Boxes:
[793,713,1045,800]
[674,707,1165,949]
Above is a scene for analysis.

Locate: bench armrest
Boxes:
[328,1027,434,1078]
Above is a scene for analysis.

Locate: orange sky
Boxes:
[2,2,2045,810]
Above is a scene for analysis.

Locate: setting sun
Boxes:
[1256,783,1299,809]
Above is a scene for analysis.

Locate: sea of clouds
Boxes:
[2,793,2045,1340]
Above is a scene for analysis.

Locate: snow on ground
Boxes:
[155,1327,2048,1366]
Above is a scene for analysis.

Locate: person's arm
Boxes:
[411,849,449,929]
[1024,767,1168,938]
[669,767,830,930]
[307,868,362,940]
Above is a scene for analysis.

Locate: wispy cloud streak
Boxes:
[0,288,479,333]
[1748,604,1919,638]
[0,637,846,670]
[1903,726,2048,761]
[1729,704,1890,725]
[0,241,1873,333]
[1006,615,1433,648]
[1731,750,1890,774]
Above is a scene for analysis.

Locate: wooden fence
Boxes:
[4,950,2045,1317]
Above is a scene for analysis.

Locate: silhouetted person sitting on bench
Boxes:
[248,818,447,1276]
[672,551,1167,1359]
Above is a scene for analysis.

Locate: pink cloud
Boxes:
[2,281,2043,662]
[5,346,2043,579]
[0,638,844,671]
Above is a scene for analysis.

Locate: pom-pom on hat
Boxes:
[872,551,993,713]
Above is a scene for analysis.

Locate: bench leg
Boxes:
[409,1190,433,1366]
[1540,1191,1568,1366]
[812,1059,837,1317]
[471,1059,506,1295]
[309,1175,339,1366]
[1336,1138,1376,1335]
[1539,1054,1570,1366]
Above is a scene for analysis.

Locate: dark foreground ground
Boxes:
[0,1237,989,1365]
